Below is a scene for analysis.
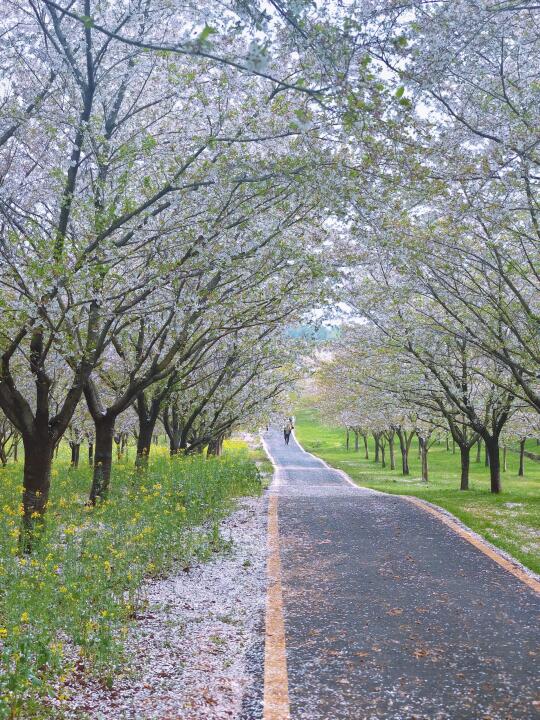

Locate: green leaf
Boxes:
[395,85,405,99]
[81,14,94,29]
[199,24,217,43]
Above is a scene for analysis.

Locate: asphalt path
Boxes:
[264,429,540,720]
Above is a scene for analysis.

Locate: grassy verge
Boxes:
[0,444,262,719]
[294,407,540,575]
[228,436,274,483]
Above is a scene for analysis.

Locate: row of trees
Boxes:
[314,328,540,488]
[1,1,538,544]
[313,1,539,493]
[2,0,375,543]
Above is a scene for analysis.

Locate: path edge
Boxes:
[290,430,540,595]
[260,435,290,720]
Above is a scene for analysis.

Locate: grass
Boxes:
[225,435,274,482]
[294,407,540,575]
[0,441,262,719]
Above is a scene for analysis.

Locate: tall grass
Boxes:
[0,445,262,719]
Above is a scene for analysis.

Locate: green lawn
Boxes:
[294,407,540,575]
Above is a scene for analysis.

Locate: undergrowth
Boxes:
[0,446,261,719]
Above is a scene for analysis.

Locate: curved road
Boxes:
[263,429,540,720]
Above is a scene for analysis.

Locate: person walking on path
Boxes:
[283,418,294,445]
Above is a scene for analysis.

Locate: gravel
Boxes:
[63,495,268,720]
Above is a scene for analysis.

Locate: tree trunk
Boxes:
[169,434,182,455]
[135,417,157,469]
[88,442,94,466]
[13,439,18,462]
[389,434,395,470]
[70,442,80,468]
[396,431,410,475]
[518,439,525,477]
[485,438,501,493]
[90,415,115,504]
[163,406,183,455]
[374,434,380,463]
[380,443,386,469]
[114,435,122,461]
[363,434,369,459]
[207,436,221,456]
[476,438,481,463]
[354,431,359,452]
[452,438,455,454]
[446,434,450,451]
[135,391,162,469]
[419,438,429,482]
[346,428,350,451]
[20,434,54,551]
[484,443,489,467]
[459,444,470,491]
[503,446,507,473]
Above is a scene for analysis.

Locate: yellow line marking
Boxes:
[405,497,540,595]
[264,493,290,720]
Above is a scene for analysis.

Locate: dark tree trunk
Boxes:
[374,434,380,463]
[484,442,490,467]
[135,417,157,469]
[207,435,224,457]
[446,434,450,452]
[346,428,350,451]
[168,432,182,455]
[503,446,507,473]
[114,434,122,461]
[70,442,80,468]
[389,433,395,470]
[88,442,94,466]
[380,443,386,469]
[363,434,369,459]
[476,438,482,463]
[485,438,501,493]
[459,444,470,491]
[354,431,359,452]
[20,433,54,551]
[163,406,183,455]
[90,415,115,504]
[518,439,526,477]
[396,430,410,476]
[135,391,161,469]
[13,439,18,462]
[452,438,455,454]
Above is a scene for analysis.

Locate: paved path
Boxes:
[263,430,540,720]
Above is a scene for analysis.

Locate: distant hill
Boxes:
[286,324,340,341]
